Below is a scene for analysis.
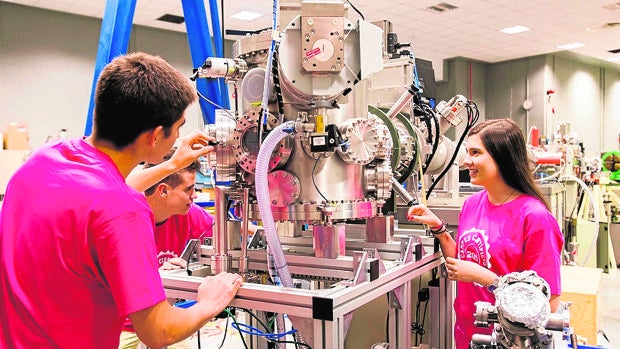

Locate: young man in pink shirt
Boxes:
[0,52,243,348]
[120,148,258,348]
[120,151,213,348]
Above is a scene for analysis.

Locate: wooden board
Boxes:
[560,265,603,345]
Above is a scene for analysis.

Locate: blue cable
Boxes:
[174,300,197,308]
[231,322,297,340]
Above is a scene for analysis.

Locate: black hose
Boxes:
[425,101,479,200]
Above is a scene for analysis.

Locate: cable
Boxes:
[258,0,280,147]
[196,89,237,122]
[422,103,440,173]
[425,100,479,199]
[568,187,584,227]
[345,0,365,20]
[415,107,431,144]
[411,277,428,345]
[411,302,425,344]
[292,331,302,349]
[398,120,422,184]
[225,308,250,349]
[217,310,231,349]
[419,295,429,343]
[232,322,298,340]
[231,308,311,348]
[312,157,329,203]
[220,0,225,53]
[271,41,284,119]
[272,339,312,348]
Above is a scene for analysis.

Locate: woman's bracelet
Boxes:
[428,221,447,235]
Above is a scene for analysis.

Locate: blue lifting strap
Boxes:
[84,0,137,136]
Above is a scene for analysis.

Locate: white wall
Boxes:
[603,70,620,151]
[552,56,603,157]
[548,55,620,158]
[485,54,620,159]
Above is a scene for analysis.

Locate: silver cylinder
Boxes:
[313,223,345,258]
[211,255,232,275]
[211,186,231,273]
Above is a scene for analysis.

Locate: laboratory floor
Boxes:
[600,270,620,348]
[167,316,245,349]
[179,313,297,349]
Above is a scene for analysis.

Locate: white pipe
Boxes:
[255,121,295,287]
[534,163,565,184]
[562,175,599,267]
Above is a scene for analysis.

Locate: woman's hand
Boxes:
[406,204,442,228]
[445,257,496,285]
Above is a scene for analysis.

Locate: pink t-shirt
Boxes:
[453,190,563,349]
[0,139,166,348]
[123,203,214,332]
[154,203,213,267]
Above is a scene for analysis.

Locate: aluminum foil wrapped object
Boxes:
[494,270,551,331]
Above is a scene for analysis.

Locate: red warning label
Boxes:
[306,47,321,59]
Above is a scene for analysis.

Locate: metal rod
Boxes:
[239,187,250,273]
[391,177,418,206]
[385,86,415,119]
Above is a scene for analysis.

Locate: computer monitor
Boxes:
[415,58,437,100]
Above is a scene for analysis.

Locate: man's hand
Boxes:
[170,130,215,169]
[130,272,243,348]
[195,272,243,316]
[126,130,216,192]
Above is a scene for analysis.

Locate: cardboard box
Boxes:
[560,265,603,345]
[0,150,29,196]
[3,122,29,150]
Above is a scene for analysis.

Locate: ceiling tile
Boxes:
[3,0,618,66]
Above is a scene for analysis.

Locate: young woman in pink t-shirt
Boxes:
[407,118,563,349]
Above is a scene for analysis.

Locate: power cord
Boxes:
[411,279,429,345]
[312,157,329,203]
[216,310,230,349]
[229,308,311,348]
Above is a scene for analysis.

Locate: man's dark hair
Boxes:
[93,52,197,149]
[144,148,201,196]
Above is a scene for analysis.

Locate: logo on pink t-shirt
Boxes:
[157,250,178,267]
[458,228,491,268]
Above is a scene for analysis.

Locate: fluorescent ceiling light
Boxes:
[230,10,262,21]
[557,42,585,50]
[500,25,530,34]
